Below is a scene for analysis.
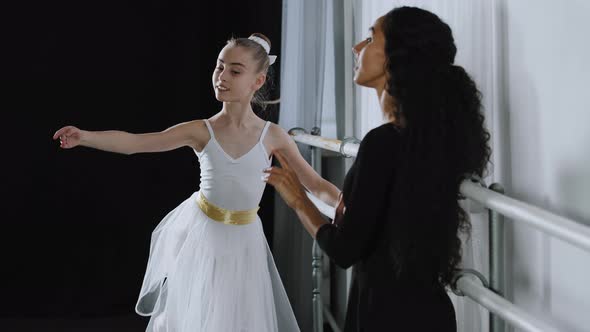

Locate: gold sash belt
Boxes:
[196,192,259,225]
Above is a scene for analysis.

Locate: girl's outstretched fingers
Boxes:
[52,126,81,149]
[53,126,70,140]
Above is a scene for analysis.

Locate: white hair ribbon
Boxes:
[248,36,277,65]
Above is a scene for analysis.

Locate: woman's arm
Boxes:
[266,126,398,269]
[264,150,330,237]
[266,124,341,207]
[53,120,206,155]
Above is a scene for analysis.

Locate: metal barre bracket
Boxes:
[288,127,308,136]
[339,137,360,158]
[451,268,490,297]
[458,173,487,200]
[468,173,487,188]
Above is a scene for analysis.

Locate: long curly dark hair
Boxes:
[381,7,491,288]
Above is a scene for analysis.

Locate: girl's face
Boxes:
[352,16,387,89]
[212,45,266,104]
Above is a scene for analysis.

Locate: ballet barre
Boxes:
[460,180,590,252]
[288,129,590,251]
[289,127,590,332]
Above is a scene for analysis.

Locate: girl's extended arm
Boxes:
[53,120,206,155]
[267,124,341,207]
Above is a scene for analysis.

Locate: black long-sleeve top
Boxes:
[316,123,456,332]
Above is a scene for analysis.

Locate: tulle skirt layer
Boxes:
[135,191,300,332]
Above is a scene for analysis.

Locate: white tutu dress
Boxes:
[135,120,300,332]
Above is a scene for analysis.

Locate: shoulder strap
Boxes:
[258,121,271,143]
[203,119,215,139]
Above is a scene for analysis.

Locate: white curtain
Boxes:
[277,1,334,330]
[352,1,499,332]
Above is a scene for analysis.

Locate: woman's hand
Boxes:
[333,191,346,225]
[263,150,309,210]
[53,126,84,149]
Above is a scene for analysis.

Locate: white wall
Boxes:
[497,0,590,331]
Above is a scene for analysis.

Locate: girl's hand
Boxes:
[263,150,309,210]
[53,126,84,149]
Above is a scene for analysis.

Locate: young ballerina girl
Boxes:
[52,33,340,332]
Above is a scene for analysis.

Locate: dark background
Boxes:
[3,0,283,330]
